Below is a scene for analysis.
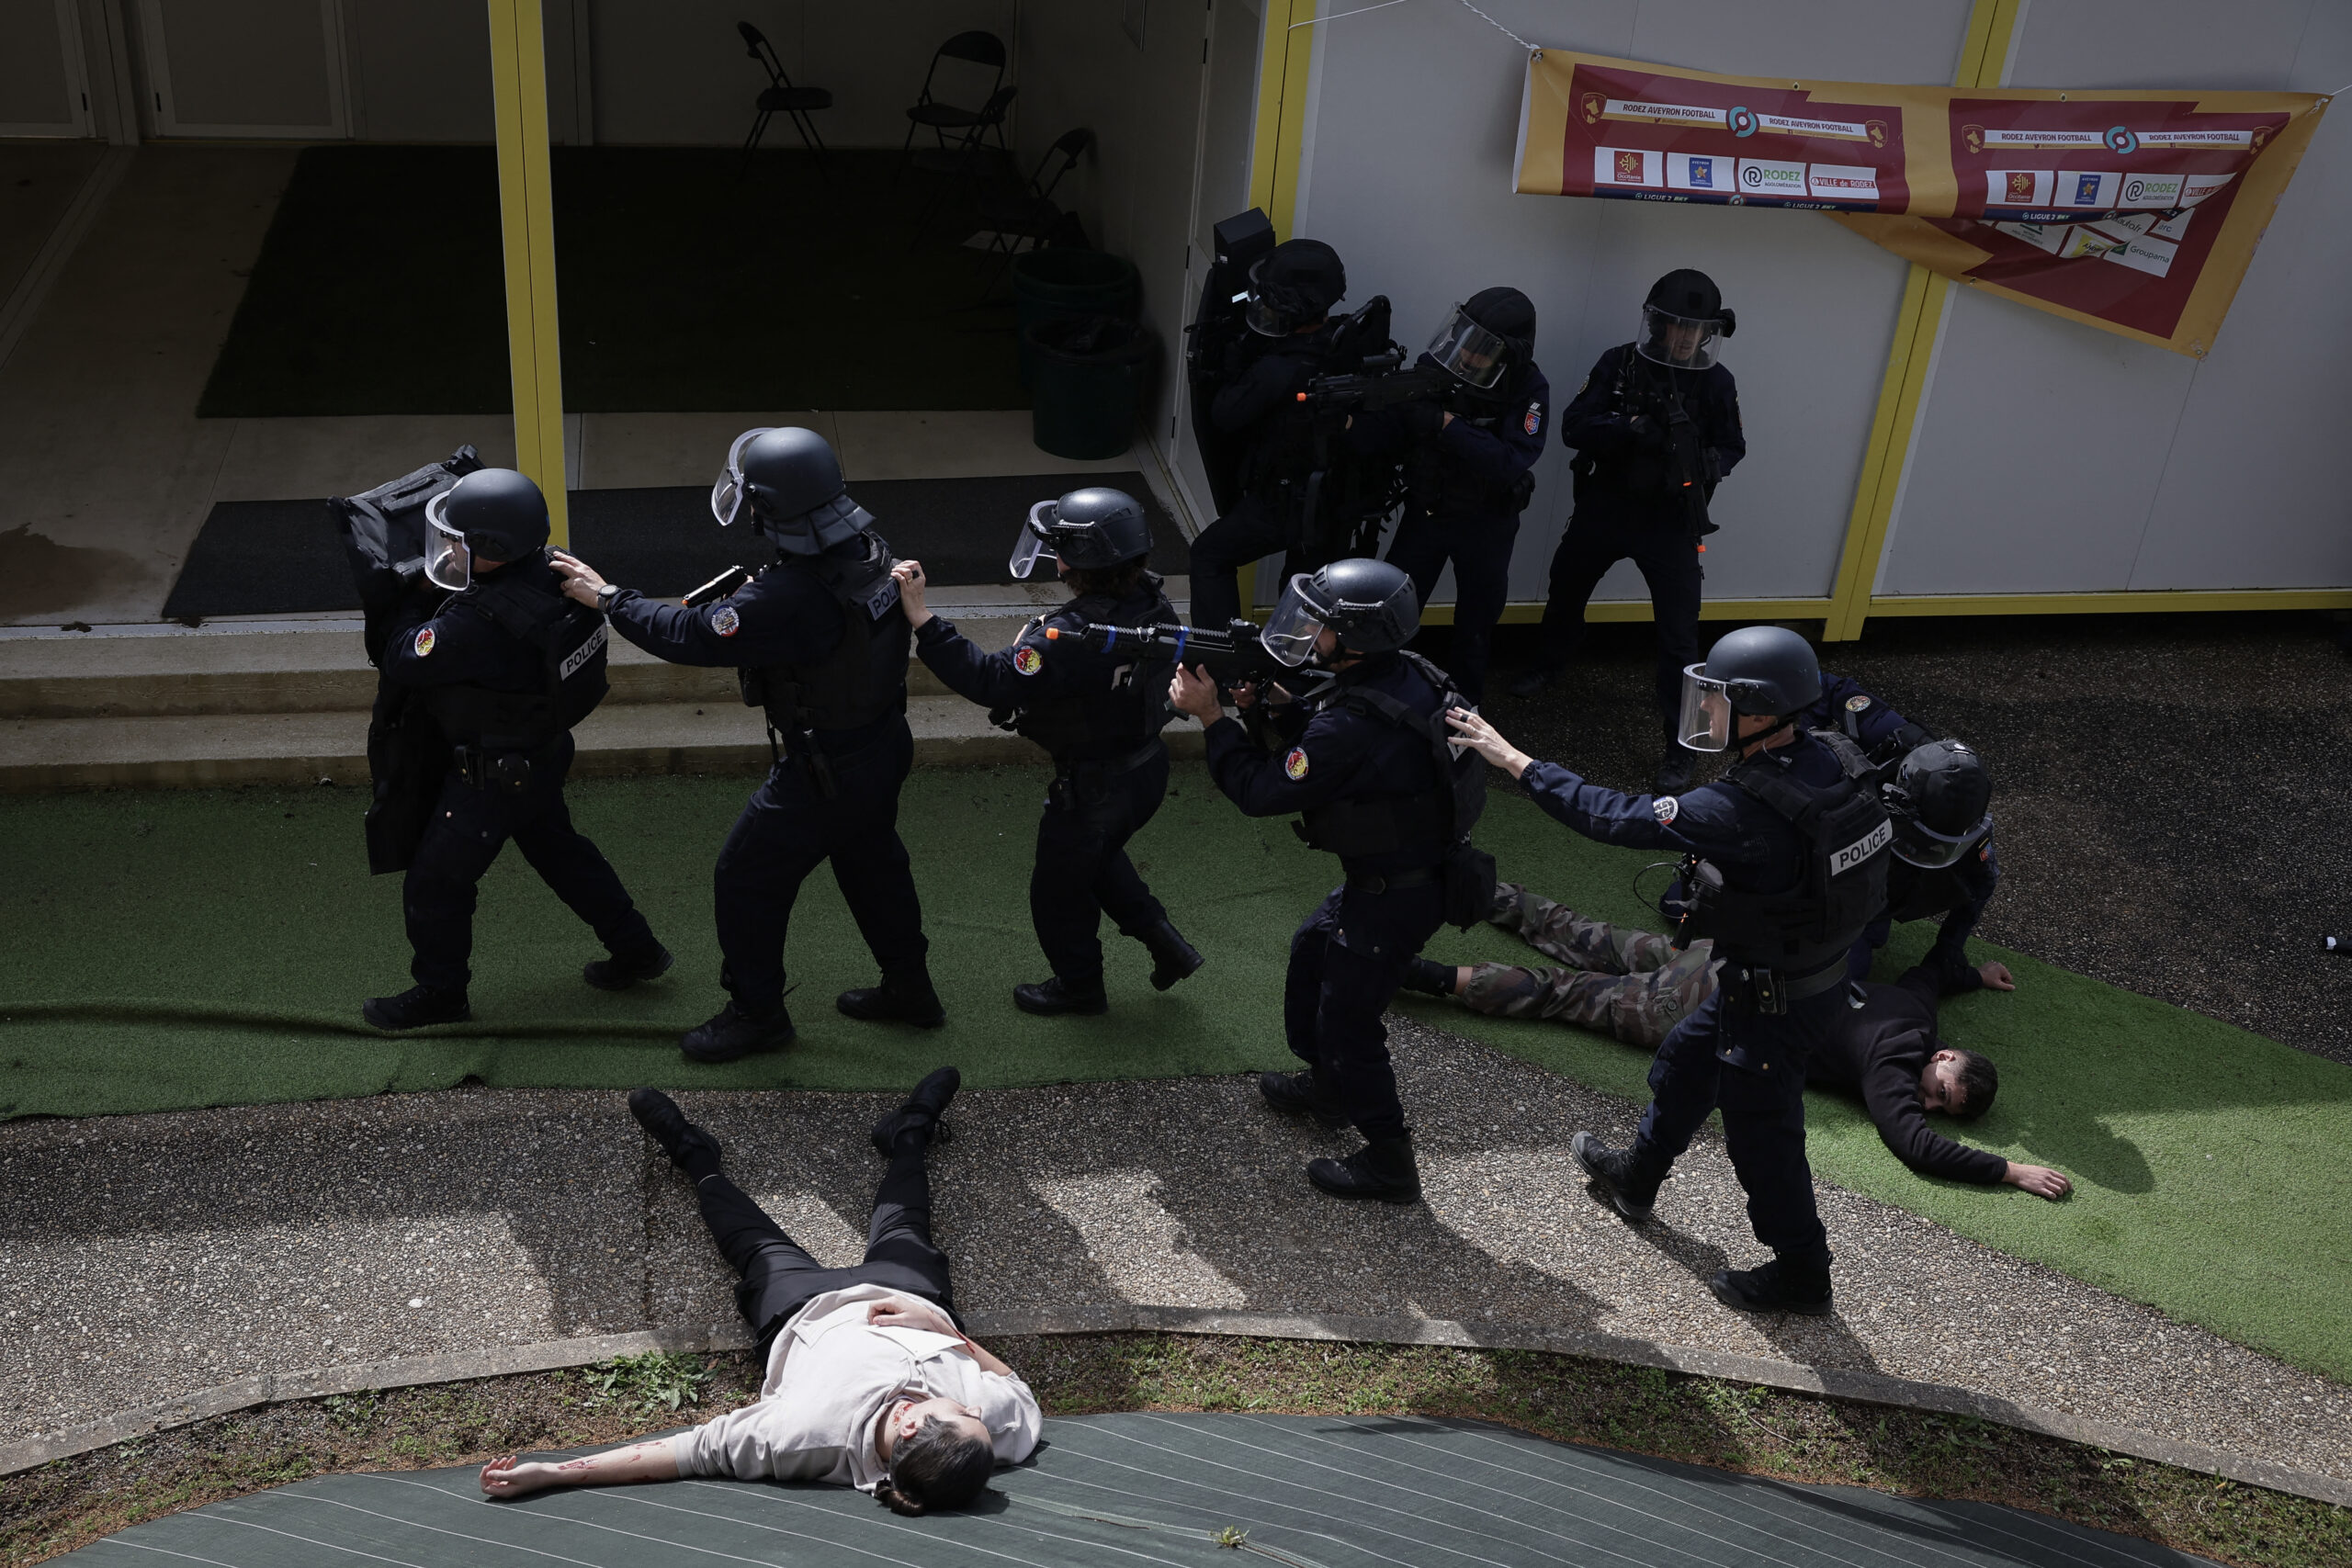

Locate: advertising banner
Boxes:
[1514,50,2328,356]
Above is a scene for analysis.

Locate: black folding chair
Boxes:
[967,127,1093,300]
[908,83,1019,243]
[899,30,1011,176]
[735,20,832,179]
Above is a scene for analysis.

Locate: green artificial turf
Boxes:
[196,146,1027,417]
[3,767,2348,1388]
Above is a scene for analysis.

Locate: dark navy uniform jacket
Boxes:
[381,557,564,698]
[912,575,1170,764]
[1809,964,2008,1186]
[1352,357,1552,522]
[1203,652,1444,876]
[1559,344,1745,520]
[603,561,897,753]
[1804,671,1917,754]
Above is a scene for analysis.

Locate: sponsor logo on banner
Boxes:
[1806,164,1879,201]
[1727,105,1758,138]
[1666,152,1719,191]
[1990,170,2053,207]
[2086,212,2153,240]
[1864,118,1889,148]
[2141,129,2254,149]
[2119,172,2185,208]
[1599,96,1725,129]
[558,621,607,682]
[1830,819,1893,876]
[2104,124,2140,154]
[1595,147,1661,187]
[1736,159,1807,197]
[2059,226,2123,259]
[2149,208,2196,241]
[1981,127,2106,148]
[2061,171,2118,208]
[1283,747,1310,781]
[2180,172,2234,206]
[2103,233,2177,277]
[1758,112,1870,141]
[1992,220,2067,254]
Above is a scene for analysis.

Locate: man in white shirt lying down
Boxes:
[478,1066,1042,1516]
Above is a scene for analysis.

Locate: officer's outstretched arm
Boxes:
[1446,708,1533,778]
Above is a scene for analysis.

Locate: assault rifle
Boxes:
[1046,618,1295,693]
[1297,352,1453,415]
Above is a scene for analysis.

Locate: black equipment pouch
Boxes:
[740,538,909,796]
[330,446,484,670]
[362,685,447,875]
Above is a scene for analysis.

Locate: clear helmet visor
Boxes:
[1425,305,1510,389]
[1259,573,1329,668]
[1675,663,1736,752]
[709,426,776,527]
[1637,306,1724,369]
[422,491,471,592]
[1892,812,1994,869]
[1008,500,1058,580]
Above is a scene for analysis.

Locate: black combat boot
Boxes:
[582,943,675,992]
[680,1001,797,1064]
[869,1066,962,1153]
[1013,976,1109,1016]
[837,963,946,1027]
[362,984,471,1031]
[1399,955,1454,998]
[1571,1130,1663,1223]
[1307,1132,1422,1204]
[1137,920,1204,991]
[1710,1245,1836,1316]
[1652,742,1697,795]
[1258,1068,1347,1129]
[627,1087,723,1180]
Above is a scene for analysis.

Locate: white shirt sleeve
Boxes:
[977,1370,1043,1465]
[674,1399,857,1483]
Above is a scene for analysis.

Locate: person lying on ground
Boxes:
[1398,883,2071,1200]
[478,1068,1041,1514]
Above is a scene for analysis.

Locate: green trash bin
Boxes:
[1024,315,1156,461]
[1011,248,1139,389]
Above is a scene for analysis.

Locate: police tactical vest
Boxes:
[1403,370,1538,519]
[1295,651,1487,862]
[741,535,910,736]
[1680,730,1891,985]
[421,553,609,749]
[1003,577,1177,762]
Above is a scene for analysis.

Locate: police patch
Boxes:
[1652,795,1679,824]
[1013,646,1044,676]
[1845,694,1871,713]
[412,626,435,658]
[1524,402,1543,436]
[1284,747,1310,781]
[711,605,741,637]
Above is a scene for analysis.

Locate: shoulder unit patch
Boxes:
[1652,795,1679,824]
[711,604,741,637]
[1013,646,1045,676]
[412,626,435,658]
[1284,747,1311,782]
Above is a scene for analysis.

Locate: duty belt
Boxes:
[1055,737,1163,780]
[1730,959,1849,1016]
[1345,866,1441,895]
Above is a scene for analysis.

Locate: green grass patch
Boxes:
[3,767,2348,1384]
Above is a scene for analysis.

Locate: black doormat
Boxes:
[160,472,1187,621]
[198,146,1034,416]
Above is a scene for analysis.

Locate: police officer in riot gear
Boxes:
[1452,626,1890,1315]
[892,487,1204,1015]
[551,427,939,1062]
[1186,239,1352,630]
[1510,269,1747,795]
[1347,288,1548,702]
[1171,558,1487,1205]
[365,468,668,1030]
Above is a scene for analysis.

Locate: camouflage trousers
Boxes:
[1456,882,1720,1049]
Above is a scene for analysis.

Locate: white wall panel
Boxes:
[346,0,490,142]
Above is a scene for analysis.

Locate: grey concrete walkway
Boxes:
[3,1025,2345,1488]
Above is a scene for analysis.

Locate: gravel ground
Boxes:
[7,1028,2348,1484]
[1453,612,2352,1065]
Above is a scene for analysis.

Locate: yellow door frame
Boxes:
[485,0,569,546]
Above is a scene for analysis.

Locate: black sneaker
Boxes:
[1258,1068,1348,1130]
[837,965,946,1027]
[1013,976,1109,1016]
[1709,1252,1836,1316]
[1138,921,1205,991]
[1306,1134,1421,1204]
[627,1088,723,1178]
[1505,665,1561,700]
[362,985,471,1031]
[1571,1131,1660,1223]
[680,1002,797,1064]
[583,944,676,992]
[871,1066,962,1154]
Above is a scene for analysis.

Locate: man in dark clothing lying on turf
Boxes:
[478,1068,1041,1515]
[1400,885,2071,1199]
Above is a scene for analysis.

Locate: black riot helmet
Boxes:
[710,426,874,556]
[1008,486,1152,578]
[1638,268,1736,369]
[1261,557,1419,667]
[1426,286,1535,390]
[1885,739,1994,868]
[1676,625,1822,751]
[422,468,549,590]
[1245,239,1346,336]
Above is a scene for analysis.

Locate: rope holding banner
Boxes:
[1452,0,1535,52]
[1286,0,1538,55]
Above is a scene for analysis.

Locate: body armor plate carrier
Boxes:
[1001,578,1179,764]
[421,555,610,751]
[739,535,911,743]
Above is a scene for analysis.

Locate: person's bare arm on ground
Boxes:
[480,1438,679,1498]
[2002,1162,2070,1199]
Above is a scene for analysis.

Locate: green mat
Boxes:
[3,767,2347,1387]
[197,146,1026,417]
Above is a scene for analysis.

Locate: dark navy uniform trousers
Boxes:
[1286,879,1448,1142]
[403,733,653,991]
[1386,508,1519,703]
[1536,510,1703,721]
[1035,749,1171,984]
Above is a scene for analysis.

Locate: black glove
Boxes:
[1627,413,1671,453]
[1404,398,1446,439]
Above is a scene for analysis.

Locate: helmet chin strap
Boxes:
[1736,710,1803,756]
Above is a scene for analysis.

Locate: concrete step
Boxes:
[0,696,1208,792]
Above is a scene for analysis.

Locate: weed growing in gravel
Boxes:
[577,1352,714,1418]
